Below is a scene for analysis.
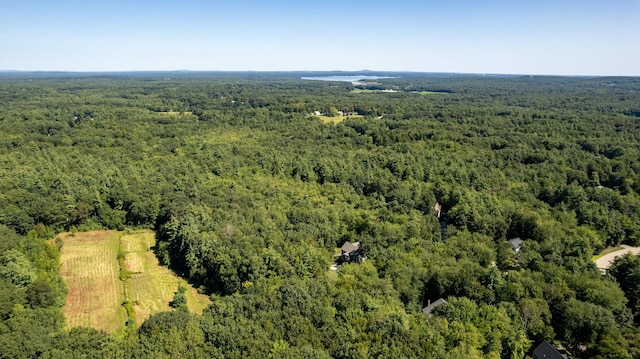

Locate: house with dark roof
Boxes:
[337,241,366,263]
[532,341,569,359]
[507,237,524,252]
[422,298,447,315]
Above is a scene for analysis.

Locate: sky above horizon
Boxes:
[1,1,638,76]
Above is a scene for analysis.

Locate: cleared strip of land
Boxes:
[59,230,126,332]
[155,111,195,116]
[122,231,210,326]
[350,89,447,94]
[58,230,210,332]
[314,114,363,124]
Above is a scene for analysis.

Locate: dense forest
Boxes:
[1,72,640,358]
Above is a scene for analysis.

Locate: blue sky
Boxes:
[1,0,638,75]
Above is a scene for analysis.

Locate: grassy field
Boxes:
[58,230,210,332]
[350,89,446,95]
[59,230,126,333]
[416,91,447,95]
[156,111,194,115]
[121,231,210,326]
[350,88,383,93]
[314,114,363,124]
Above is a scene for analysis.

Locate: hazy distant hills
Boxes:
[0,70,525,79]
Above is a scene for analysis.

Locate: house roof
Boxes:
[532,341,568,359]
[508,237,524,251]
[422,298,447,315]
[341,241,359,254]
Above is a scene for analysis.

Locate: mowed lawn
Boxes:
[59,230,126,333]
[122,230,210,326]
[59,230,210,332]
[350,88,447,95]
[315,114,363,124]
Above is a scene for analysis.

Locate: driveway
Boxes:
[595,245,640,271]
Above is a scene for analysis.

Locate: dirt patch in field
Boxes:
[124,253,145,274]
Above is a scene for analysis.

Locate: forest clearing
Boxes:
[58,230,209,332]
[350,88,445,95]
[121,230,210,326]
[314,113,363,124]
[58,231,125,332]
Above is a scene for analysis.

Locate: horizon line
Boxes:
[0,69,636,78]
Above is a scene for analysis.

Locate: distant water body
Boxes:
[301,75,395,82]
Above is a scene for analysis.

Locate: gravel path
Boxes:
[595,245,640,271]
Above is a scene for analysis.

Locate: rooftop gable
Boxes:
[508,237,524,251]
[532,341,568,359]
[341,241,359,254]
[422,298,447,315]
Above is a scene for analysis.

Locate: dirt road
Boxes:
[595,245,640,271]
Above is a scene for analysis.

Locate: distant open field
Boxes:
[58,230,210,332]
[156,111,194,116]
[350,88,391,94]
[59,231,125,333]
[315,114,363,124]
[351,88,447,95]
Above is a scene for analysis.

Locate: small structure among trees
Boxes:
[507,237,524,252]
[532,341,569,359]
[336,241,366,264]
[434,202,442,219]
[422,298,447,315]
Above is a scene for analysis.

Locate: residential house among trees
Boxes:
[508,237,524,252]
[532,341,569,359]
[422,298,447,315]
[337,241,366,263]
